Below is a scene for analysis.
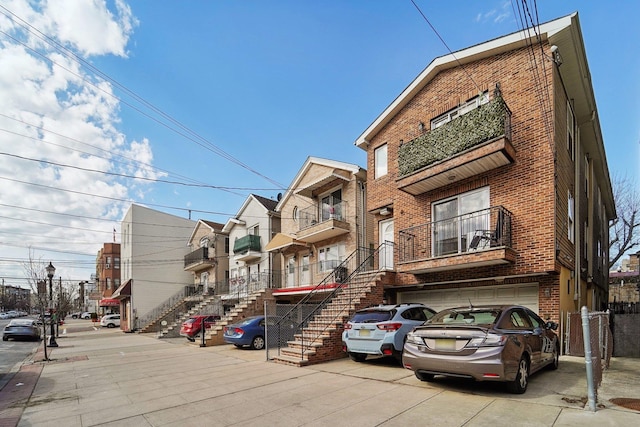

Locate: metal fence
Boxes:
[565,310,613,389]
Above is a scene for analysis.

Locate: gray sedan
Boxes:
[3,318,42,341]
[402,305,559,394]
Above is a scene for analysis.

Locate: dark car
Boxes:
[180,315,220,342]
[223,315,295,350]
[402,305,560,394]
[3,318,42,341]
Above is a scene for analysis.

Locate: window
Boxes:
[250,225,259,235]
[105,256,111,269]
[320,188,342,221]
[432,187,490,256]
[114,279,120,289]
[106,278,111,290]
[567,101,575,161]
[224,237,229,253]
[318,243,345,272]
[114,257,120,269]
[293,206,299,223]
[374,144,387,179]
[199,237,209,248]
[431,91,489,130]
[568,190,575,243]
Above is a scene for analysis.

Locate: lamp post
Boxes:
[46,262,58,347]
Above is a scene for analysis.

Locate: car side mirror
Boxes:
[546,321,558,331]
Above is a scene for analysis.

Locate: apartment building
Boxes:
[355,13,615,341]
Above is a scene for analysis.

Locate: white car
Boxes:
[100,314,120,328]
[81,312,92,319]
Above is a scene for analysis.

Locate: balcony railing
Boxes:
[213,271,282,299]
[183,247,211,268]
[298,200,348,230]
[233,234,261,254]
[398,205,512,263]
[398,92,511,179]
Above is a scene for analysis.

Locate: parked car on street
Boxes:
[179,315,221,342]
[342,303,436,362]
[3,318,41,341]
[402,304,560,394]
[81,312,93,319]
[70,312,82,319]
[100,314,120,328]
[223,315,296,350]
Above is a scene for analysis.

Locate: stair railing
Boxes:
[271,244,387,361]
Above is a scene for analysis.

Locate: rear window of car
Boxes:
[430,309,500,326]
[185,318,197,324]
[349,310,394,323]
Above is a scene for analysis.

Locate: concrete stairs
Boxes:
[272,271,386,367]
[188,288,274,347]
[157,294,223,338]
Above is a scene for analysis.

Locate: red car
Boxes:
[180,315,220,341]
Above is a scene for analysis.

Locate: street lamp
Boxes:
[46,261,58,348]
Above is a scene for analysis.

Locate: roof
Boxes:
[353,13,615,220]
[276,156,366,211]
[187,219,227,246]
[222,193,280,232]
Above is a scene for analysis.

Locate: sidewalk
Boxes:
[1,327,639,426]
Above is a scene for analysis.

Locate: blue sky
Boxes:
[0,0,638,286]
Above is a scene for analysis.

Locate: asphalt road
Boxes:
[0,318,41,389]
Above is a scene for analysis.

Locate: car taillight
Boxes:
[377,323,402,332]
[344,323,352,330]
[234,328,244,335]
[467,333,508,348]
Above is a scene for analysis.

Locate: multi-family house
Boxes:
[354,13,615,346]
[114,204,196,331]
[266,156,373,301]
[221,194,281,308]
[95,243,121,315]
[183,220,229,295]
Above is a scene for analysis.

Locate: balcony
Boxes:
[233,234,262,262]
[397,95,514,195]
[296,200,350,243]
[184,247,215,271]
[397,205,516,273]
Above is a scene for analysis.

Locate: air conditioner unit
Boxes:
[105,263,111,269]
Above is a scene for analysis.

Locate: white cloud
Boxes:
[0,0,146,285]
[476,1,511,24]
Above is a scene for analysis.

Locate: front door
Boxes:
[301,255,311,286]
[286,256,296,288]
[379,219,394,270]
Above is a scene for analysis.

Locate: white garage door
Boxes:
[398,283,539,313]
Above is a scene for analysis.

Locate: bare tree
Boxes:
[609,174,640,269]
[22,249,51,360]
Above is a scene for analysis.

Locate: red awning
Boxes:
[272,283,345,296]
[99,298,120,307]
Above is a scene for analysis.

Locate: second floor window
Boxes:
[375,144,388,179]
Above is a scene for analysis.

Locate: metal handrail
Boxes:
[272,244,386,361]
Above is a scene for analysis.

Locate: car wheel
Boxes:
[348,352,367,362]
[415,371,435,382]
[2,336,8,341]
[548,344,560,370]
[507,356,529,394]
[107,323,115,328]
[250,335,265,350]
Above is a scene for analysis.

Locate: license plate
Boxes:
[435,339,456,350]
[358,329,371,337]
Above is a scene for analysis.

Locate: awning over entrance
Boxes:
[99,298,120,307]
[265,233,307,252]
[111,279,131,299]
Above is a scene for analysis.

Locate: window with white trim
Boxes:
[567,101,575,161]
[568,190,575,243]
[318,243,345,272]
[374,144,388,179]
[431,91,489,130]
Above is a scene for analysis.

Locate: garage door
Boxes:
[398,283,539,313]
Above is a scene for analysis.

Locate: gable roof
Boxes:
[353,12,614,220]
[222,193,279,232]
[187,219,226,245]
[276,156,366,211]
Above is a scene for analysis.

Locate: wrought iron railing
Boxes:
[397,205,512,262]
[183,247,211,268]
[269,245,385,361]
[298,200,348,230]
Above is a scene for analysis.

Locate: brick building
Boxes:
[354,13,615,346]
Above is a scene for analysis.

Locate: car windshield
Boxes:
[349,310,393,323]
[429,308,501,326]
